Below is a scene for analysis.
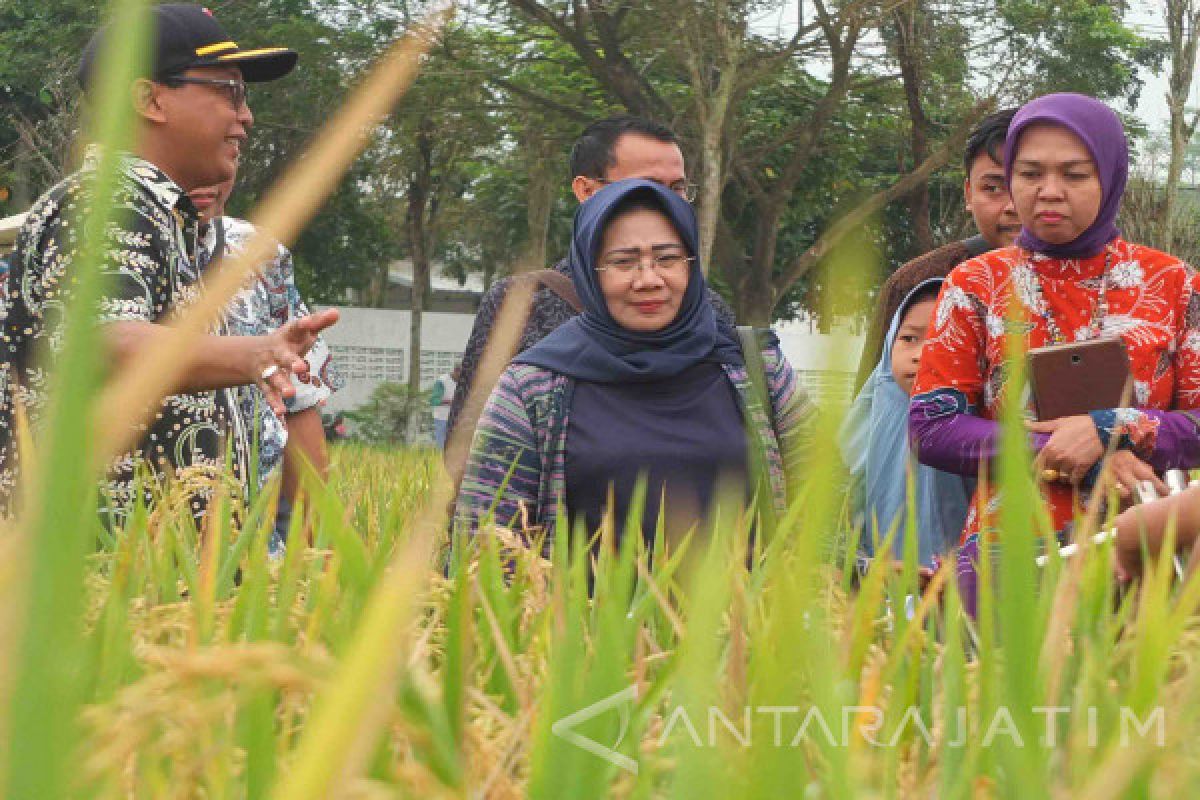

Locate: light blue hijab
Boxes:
[839,278,970,566]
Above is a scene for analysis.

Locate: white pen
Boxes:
[1036,528,1115,566]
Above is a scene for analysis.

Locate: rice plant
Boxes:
[2,426,1195,799]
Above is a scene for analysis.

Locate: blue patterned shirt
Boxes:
[204,216,343,486]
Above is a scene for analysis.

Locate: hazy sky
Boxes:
[1129,0,1180,138]
[747,1,1186,141]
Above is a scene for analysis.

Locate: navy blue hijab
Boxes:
[514,179,744,382]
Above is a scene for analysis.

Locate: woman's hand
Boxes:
[1099,450,1167,503]
[1112,486,1200,582]
[1028,414,1105,485]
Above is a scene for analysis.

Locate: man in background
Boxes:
[430,363,460,449]
[853,109,1019,390]
[0,4,334,518]
[190,168,342,549]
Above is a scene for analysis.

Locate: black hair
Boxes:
[901,282,943,318]
[963,108,1017,173]
[569,115,680,180]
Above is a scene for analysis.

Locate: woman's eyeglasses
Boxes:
[161,76,249,109]
[596,252,695,276]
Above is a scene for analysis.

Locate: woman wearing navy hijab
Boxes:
[908,93,1200,613]
[454,179,813,550]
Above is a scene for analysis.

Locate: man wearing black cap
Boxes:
[0,4,335,519]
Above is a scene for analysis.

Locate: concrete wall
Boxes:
[776,320,864,408]
[317,306,474,413]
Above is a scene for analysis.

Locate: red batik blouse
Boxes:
[909,238,1200,543]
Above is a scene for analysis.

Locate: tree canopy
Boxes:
[0,0,1170,323]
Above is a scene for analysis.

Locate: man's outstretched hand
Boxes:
[254,308,340,418]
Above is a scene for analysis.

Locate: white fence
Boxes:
[794,369,857,408]
[317,306,865,416]
[316,306,474,413]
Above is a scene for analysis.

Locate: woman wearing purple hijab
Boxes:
[907,93,1200,614]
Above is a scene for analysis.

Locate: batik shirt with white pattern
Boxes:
[910,239,1200,542]
[0,153,250,517]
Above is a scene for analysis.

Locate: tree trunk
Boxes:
[404,122,435,444]
[13,133,33,209]
[734,203,784,324]
[1164,0,1200,252]
[723,12,862,324]
[736,272,776,327]
[482,261,496,293]
[681,0,744,272]
[522,129,556,269]
[695,123,725,273]
[408,236,432,443]
[893,2,934,254]
[370,258,390,308]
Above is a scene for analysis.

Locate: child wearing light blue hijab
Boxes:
[840,278,970,569]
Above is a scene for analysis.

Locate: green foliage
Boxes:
[206,2,407,303]
[343,380,430,443]
[0,0,1167,320]
[997,0,1165,105]
[5,6,1200,796]
[0,0,94,213]
[7,405,1197,796]
[4,2,149,796]
[485,0,1159,322]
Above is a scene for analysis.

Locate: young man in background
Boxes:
[853,109,1019,391]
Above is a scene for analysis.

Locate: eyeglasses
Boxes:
[161,75,248,109]
[596,251,695,276]
[594,178,698,203]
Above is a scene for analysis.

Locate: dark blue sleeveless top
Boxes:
[564,362,749,547]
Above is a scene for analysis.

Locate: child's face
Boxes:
[890,298,937,395]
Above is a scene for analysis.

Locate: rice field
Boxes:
[2,430,1199,799]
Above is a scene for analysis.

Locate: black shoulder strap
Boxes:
[737,324,781,542]
[737,325,778,433]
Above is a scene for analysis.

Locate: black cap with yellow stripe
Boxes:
[79,3,298,89]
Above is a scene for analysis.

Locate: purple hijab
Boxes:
[1003,93,1128,259]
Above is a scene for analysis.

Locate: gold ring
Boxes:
[1041,468,1060,483]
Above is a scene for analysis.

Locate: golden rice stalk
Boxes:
[272,544,427,797]
[267,471,451,798]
